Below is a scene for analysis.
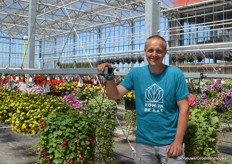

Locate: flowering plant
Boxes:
[187,54,194,62]
[196,53,205,62]
[47,79,63,93]
[170,54,176,63]
[34,75,45,87]
[137,56,144,63]
[184,107,220,161]
[224,52,232,62]
[131,57,137,63]
[122,90,135,101]
[26,84,44,95]
[63,92,88,114]
[124,57,131,64]
[36,111,95,164]
[177,54,186,63]
[87,96,117,163]
[0,88,70,135]
[115,58,120,64]
[77,83,104,101]
[56,82,70,93]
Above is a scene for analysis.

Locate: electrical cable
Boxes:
[59,0,138,161]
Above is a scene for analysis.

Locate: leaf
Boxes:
[210,116,219,126]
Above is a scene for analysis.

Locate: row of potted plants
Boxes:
[170,52,232,64]
[97,56,144,65]
[170,53,205,63]
[56,56,145,69]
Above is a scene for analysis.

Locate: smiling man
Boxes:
[98,35,189,164]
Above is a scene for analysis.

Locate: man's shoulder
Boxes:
[130,65,147,73]
[166,65,183,74]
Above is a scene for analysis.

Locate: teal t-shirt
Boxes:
[120,65,189,145]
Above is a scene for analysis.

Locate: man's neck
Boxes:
[149,64,165,75]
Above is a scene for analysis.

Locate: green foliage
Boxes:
[87,96,117,164]
[59,62,97,68]
[184,107,220,163]
[37,111,95,164]
[224,80,232,89]
[124,110,137,132]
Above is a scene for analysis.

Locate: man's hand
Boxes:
[97,63,117,74]
[166,141,182,157]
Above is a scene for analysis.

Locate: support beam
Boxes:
[8,36,11,67]
[27,0,37,69]
[144,0,160,65]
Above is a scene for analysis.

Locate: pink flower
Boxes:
[63,138,66,142]
[79,155,83,160]
[36,148,40,154]
[44,156,49,160]
[88,136,92,141]
[61,142,67,147]
[67,159,72,164]
[88,141,91,145]
[47,162,51,164]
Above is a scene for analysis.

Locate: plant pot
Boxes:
[216,108,225,113]
[197,58,203,62]
[125,100,136,110]
[188,59,194,62]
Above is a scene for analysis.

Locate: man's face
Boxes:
[144,38,167,67]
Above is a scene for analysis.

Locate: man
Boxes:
[98,35,189,164]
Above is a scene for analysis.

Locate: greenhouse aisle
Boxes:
[0,124,38,164]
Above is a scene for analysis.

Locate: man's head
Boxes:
[144,35,167,68]
[145,35,167,51]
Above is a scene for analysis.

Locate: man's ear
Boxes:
[144,48,147,55]
[163,50,167,57]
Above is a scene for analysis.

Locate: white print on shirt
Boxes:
[144,83,164,112]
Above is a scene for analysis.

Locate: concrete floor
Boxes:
[0,124,38,164]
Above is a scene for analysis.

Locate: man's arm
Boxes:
[166,97,189,157]
[97,63,129,100]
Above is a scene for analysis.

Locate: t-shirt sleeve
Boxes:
[120,69,135,91]
[175,70,190,101]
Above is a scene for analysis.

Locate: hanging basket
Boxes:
[125,100,136,110]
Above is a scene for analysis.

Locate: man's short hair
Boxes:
[145,35,167,51]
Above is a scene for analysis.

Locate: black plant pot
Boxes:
[125,100,136,110]
[216,108,225,113]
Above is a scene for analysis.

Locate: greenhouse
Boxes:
[0,0,232,163]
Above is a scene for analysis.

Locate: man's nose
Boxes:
[151,52,157,57]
